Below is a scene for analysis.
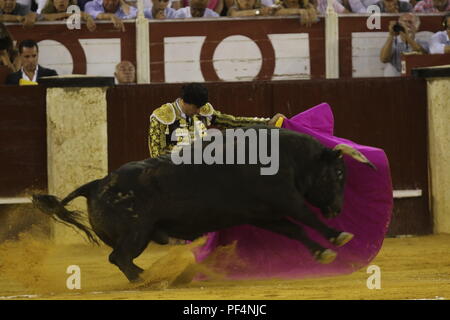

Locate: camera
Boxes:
[393,23,405,33]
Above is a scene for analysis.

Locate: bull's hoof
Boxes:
[314,249,337,264]
[330,232,354,247]
[129,276,144,284]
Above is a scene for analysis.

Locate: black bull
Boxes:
[33,125,376,282]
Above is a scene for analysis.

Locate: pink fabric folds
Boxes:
[194,103,393,279]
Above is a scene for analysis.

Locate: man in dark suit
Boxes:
[5,39,58,85]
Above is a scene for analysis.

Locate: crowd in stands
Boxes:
[0,0,449,82]
[0,0,448,27]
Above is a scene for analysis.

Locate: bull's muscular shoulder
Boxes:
[199,103,214,117]
[151,103,176,125]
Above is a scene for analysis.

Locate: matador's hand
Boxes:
[268,113,286,126]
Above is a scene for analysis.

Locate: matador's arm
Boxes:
[148,116,169,158]
[211,110,271,129]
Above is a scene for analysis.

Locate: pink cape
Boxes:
[194,103,393,279]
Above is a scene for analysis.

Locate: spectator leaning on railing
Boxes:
[274,0,318,27]
[375,0,412,12]
[181,0,224,15]
[85,0,137,31]
[175,0,220,17]
[5,39,58,84]
[380,13,428,76]
[39,0,97,31]
[144,0,176,18]
[413,0,450,12]
[315,0,350,14]
[0,0,38,27]
[346,0,379,13]
[429,13,450,54]
[227,0,279,17]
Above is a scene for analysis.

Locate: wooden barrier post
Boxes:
[414,66,450,233]
[44,77,114,244]
[136,0,150,84]
[325,0,339,79]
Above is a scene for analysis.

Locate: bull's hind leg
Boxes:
[109,233,150,282]
[253,219,337,264]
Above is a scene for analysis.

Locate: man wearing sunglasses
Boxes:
[429,13,450,54]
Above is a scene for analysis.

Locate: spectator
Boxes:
[315,0,350,14]
[182,0,224,14]
[144,0,176,18]
[227,0,278,16]
[114,60,136,84]
[274,0,318,27]
[5,39,58,85]
[0,0,38,27]
[85,0,137,31]
[175,0,219,17]
[414,0,450,12]
[429,13,450,54]
[0,23,20,72]
[380,13,428,76]
[375,0,412,12]
[347,0,379,13]
[144,0,181,10]
[40,0,97,31]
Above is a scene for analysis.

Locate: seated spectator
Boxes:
[413,0,450,12]
[181,0,224,14]
[274,0,318,27]
[6,39,58,85]
[429,13,450,54]
[347,0,379,13]
[144,0,181,9]
[144,0,176,18]
[227,0,278,16]
[40,0,97,31]
[315,0,350,14]
[85,0,137,31]
[0,0,37,27]
[115,60,135,84]
[375,0,412,12]
[380,13,428,77]
[0,22,20,72]
[175,0,219,17]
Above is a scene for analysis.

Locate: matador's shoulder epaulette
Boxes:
[151,103,176,125]
[199,103,215,117]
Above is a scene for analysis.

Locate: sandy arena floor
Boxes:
[0,233,449,300]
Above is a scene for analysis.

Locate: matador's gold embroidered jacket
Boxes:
[148,99,270,158]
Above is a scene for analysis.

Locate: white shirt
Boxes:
[429,31,450,55]
[143,0,180,9]
[21,65,39,82]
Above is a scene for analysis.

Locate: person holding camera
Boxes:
[429,14,450,54]
[379,13,428,77]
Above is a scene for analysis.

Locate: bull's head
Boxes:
[305,144,376,219]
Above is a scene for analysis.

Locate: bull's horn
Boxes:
[333,144,377,170]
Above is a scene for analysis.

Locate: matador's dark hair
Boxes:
[181,83,208,108]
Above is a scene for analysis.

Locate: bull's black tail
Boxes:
[32,180,101,245]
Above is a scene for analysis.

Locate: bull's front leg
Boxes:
[291,205,354,248]
[252,219,337,264]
